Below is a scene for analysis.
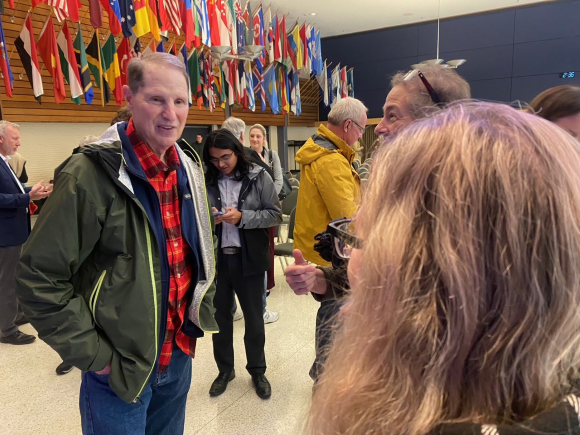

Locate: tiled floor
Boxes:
[0,257,319,435]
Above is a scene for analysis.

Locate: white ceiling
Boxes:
[252,0,551,38]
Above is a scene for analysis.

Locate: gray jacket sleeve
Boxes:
[239,170,283,229]
[270,150,283,194]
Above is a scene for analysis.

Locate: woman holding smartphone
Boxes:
[203,129,282,400]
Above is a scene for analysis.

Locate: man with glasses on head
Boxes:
[286,66,470,382]
[292,96,367,382]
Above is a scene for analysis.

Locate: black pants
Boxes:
[212,252,266,376]
[309,299,342,382]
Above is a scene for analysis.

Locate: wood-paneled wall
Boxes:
[0,0,319,126]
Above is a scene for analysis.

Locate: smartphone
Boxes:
[213,211,224,216]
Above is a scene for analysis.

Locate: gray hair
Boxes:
[328,97,368,126]
[78,135,99,147]
[0,120,20,137]
[127,52,189,93]
[221,117,246,141]
[391,64,471,119]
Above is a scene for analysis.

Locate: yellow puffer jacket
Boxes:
[294,124,360,266]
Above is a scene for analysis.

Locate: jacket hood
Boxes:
[295,124,355,165]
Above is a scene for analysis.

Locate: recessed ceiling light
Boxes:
[311,12,316,16]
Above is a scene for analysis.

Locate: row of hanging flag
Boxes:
[0,1,356,112]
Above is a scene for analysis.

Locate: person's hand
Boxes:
[212,207,224,225]
[222,207,242,225]
[29,180,52,200]
[95,361,111,375]
[285,250,327,296]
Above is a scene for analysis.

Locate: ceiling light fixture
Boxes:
[413,0,466,70]
[311,12,316,16]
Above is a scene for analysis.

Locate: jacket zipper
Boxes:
[89,271,107,326]
[132,218,159,403]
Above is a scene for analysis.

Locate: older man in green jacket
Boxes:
[16,53,218,434]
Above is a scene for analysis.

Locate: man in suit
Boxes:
[0,121,51,345]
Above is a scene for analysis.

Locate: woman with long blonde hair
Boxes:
[308,102,580,435]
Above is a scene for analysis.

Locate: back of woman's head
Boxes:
[529,85,580,121]
[203,128,251,184]
[309,101,580,435]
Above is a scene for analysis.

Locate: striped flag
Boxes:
[102,33,123,105]
[195,0,211,47]
[57,22,83,104]
[14,14,43,102]
[86,30,110,106]
[187,48,203,108]
[100,0,123,36]
[0,15,14,98]
[73,25,93,104]
[165,0,183,35]
[253,66,265,113]
[48,0,69,22]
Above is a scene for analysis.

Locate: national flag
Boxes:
[157,40,165,52]
[263,64,278,114]
[100,0,123,36]
[277,64,289,114]
[347,69,354,97]
[273,13,281,62]
[234,0,245,53]
[160,0,182,34]
[177,44,192,105]
[48,0,68,22]
[264,7,273,63]
[195,0,210,47]
[226,0,237,54]
[131,0,150,37]
[0,38,10,103]
[73,24,93,104]
[288,22,302,70]
[244,1,251,45]
[327,61,333,106]
[290,69,301,116]
[252,4,265,71]
[300,24,307,70]
[117,37,131,86]
[14,14,43,102]
[181,0,196,48]
[331,64,341,105]
[0,17,14,98]
[316,30,323,75]
[340,66,347,98]
[280,15,292,71]
[86,30,111,106]
[147,0,161,40]
[119,0,136,38]
[253,66,265,113]
[211,57,225,105]
[208,0,228,47]
[68,0,82,22]
[158,0,171,31]
[38,17,66,103]
[88,0,103,28]
[316,60,328,106]
[188,48,203,108]
[244,60,254,111]
[308,25,316,75]
[102,33,123,105]
[221,59,234,104]
[130,36,142,58]
[57,24,83,104]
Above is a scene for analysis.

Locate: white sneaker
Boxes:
[234,309,244,321]
[263,309,279,324]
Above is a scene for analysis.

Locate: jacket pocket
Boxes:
[89,270,107,326]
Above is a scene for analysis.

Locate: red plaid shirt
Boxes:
[127,119,197,372]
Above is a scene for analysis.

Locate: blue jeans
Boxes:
[79,346,192,435]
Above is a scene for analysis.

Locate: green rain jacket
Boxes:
[15,124,218,403]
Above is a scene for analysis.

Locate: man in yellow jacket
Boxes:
[294,97,367,266]
[293,97,367,382]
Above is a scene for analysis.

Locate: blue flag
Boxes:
[263,65,279,114]
[119,0,136,38]
[316,30,323,75]
[156,40,165,53]
[0,17,14,98]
